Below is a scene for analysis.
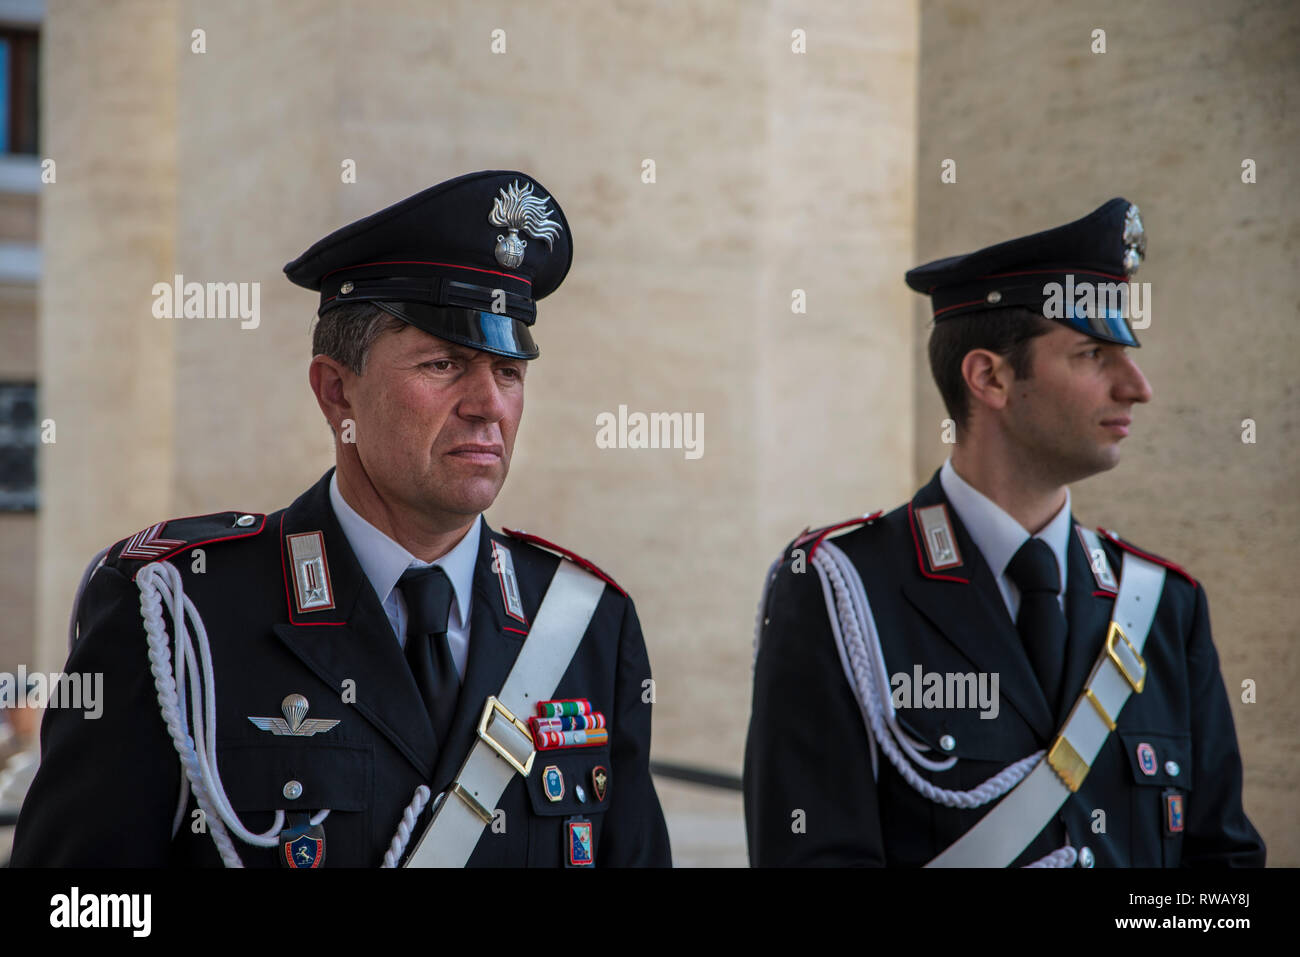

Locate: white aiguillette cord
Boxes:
[403,559,607,867]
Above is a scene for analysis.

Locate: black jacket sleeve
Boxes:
[743,555,885,866]
[10,564,182,866]
[598,595,672,866]
[1180,584,1266,866]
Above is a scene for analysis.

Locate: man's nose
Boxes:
[457,361,509,422]
[1115,353,1153,405]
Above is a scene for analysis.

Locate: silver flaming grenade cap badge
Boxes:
[1122,203,1146,277]
[488,179,563,269]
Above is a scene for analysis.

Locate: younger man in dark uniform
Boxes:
[744,199,1264,867]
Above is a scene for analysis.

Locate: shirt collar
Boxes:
[328,471,479,625]
[939,458,1072,593]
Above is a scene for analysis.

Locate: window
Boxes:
[0,382,37,510]
[0,27,39,155]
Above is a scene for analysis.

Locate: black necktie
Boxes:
[1005,538,1067,718]
[397,565,460,745]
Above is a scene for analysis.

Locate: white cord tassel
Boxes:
[382,786,433,868]
[813,542,1041,809]
[139,562,250,867]
[1027,844,1079,868]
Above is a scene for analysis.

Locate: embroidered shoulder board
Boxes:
[1097,527,1198,588]
[107,511,268,580]
[790,511,884,560]
[503,528,627,597]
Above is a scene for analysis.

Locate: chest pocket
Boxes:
[1116,729,1193,790]
[524,745,612,866]
[219,742,373,811]
[1116,729,1192,866]
[206,742,375,866]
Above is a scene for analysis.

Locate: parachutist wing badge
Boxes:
[248,716,292,735]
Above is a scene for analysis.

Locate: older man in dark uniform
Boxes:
[744,199,1265,868]
[13,171,671,868]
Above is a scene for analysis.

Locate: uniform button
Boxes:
[1078,846,1095,868]
[235,514,256,527]
[1165,760,1180,777]
[985,290,1002,304]
[575,784,587,803]
[939,734,956,752]
[283,780,303,800]
[339,281,354,294]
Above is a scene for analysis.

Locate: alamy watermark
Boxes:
[891,666,999,720]
[152,274,260,329]
[1042,275,1151,329]
[0,666,103,719]
[595,404,703,460]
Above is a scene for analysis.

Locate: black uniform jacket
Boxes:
[744,471,1265,867]
[12,470,671,867]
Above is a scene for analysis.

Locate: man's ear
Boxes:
[308,354,355,434]
[960,348,1014,416]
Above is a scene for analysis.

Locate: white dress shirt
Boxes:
[939,459,1072,623]
[328,472,480,678]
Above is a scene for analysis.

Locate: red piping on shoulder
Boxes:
[907,502,969,584]
[1097,528,1197,588]
[123,513,268,581]
[795,512,883,559]
[503,529,627,597]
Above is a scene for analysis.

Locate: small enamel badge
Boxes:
[281,821,326,869]
[287,530,334,613]
[491,540,526,623]
[1136,742,1158,775]
[592,766,608,802]
[565,817,594,867]
[543,765,565,802]
[1164,790,1185,834]
[916,504,962,570]
[487,180,563,269]
[249,693,340,737]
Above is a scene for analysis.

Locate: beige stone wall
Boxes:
[34,0,919,795]
[913,0,1299,864]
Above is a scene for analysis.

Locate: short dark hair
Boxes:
[928,306,1055,432]
[310,302,407,374]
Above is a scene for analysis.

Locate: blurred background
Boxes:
[0,0,1295,865]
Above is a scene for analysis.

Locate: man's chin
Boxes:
[429,476,506,517]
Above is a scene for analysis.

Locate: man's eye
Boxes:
[423,359,456,371]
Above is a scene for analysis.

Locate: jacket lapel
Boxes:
[898,472,1055,742]
[1058,521,1118,730]
[430,522,527,792]
[270,470,439,779]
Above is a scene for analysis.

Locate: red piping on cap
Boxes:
[322,260,533,286]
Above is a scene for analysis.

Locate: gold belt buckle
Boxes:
[476,696,536,777]
[1105,622,1147,693]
